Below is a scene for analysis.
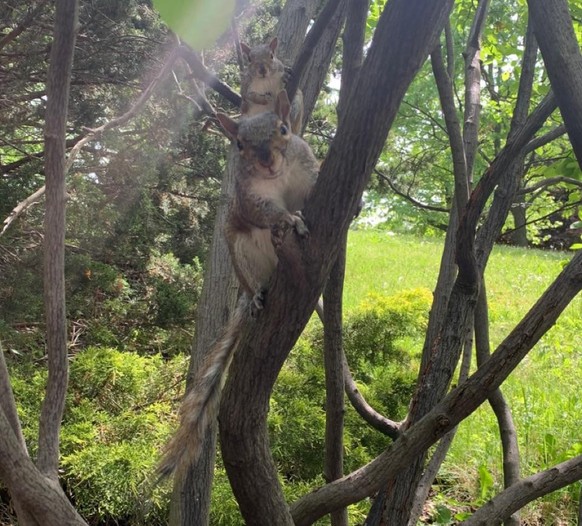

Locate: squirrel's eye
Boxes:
[280,125,288,135]
[236,140,243,151]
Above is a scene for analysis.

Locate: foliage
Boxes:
[270,288,429,481]
[9,347,186,525]
[343,231,582,524]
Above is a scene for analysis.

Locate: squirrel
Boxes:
[157,90,319,480]
[240,37,304,135]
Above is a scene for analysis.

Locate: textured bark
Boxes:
[172,1,342,523]
[323,233,348,526]
[291,0,347,129]
[0,407,86,526]
[276,0,320,65]
[461,454,582,525]
[0,9,82,523]
[219,0,455,524]
[462,0,490,184]
[474,284,520,526]
[169,148,239,526]
[38,0,78,480]
[527,0,582,167]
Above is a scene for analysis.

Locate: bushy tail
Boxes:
[157,298,246,480]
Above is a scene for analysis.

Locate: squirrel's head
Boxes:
[241,38,278,77]
[217,91,292,176]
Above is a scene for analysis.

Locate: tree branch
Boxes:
[375,169,449,213]
[177,46,241,108]
[286,0,345,104]
[525,124,567,153]
[0,1,50,51]
[0,46,180,239]
[461,455,582,525]
[343,354,401,439]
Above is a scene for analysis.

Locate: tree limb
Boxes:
[286,0,345,104]
[461,455,582,525]
[177,46,241,108]
[342,353,401,439]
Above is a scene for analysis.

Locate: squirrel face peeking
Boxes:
[236,116,290,176]
[241,37,280,80]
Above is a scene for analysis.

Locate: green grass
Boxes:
[345,230,582,524]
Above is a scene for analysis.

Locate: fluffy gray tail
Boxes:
[157,298,246,480]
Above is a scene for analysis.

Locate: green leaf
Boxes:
[153,0,236,50]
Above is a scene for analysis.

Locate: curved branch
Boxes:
[343,353,401,439]
[525,124,567,153]
[519,175,582,195]
[461,455,582,525]
[1,46,180,239]
[375,169,450,213]
[177,46,241,108]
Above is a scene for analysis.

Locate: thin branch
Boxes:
[343,353,401,439]
[0,46,180,238]
[375,169,450,213]
[177,45,241,108]
[519,175,582,195]
[0,0,50,51]
[525,124,567,153]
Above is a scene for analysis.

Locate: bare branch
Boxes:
[461,455,582,525]
[375,169,450,213]
[0,46,180,238]
[519,175,582,195]
[525,124,567,153]
[343,354,401,439]
[177,46,241,108]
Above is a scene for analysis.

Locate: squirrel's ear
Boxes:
[241,43,251,60]
[269,37,278,53]
[216,113,239,141]
[275,90,291,126]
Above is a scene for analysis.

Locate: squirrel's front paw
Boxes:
[291,211,309,237]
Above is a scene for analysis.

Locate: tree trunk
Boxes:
[38,0,78,480]
[527,0,582,167]
[0,1,87,524]
[219,0,455,524]
[323,233,348,526]
[169,148,239,526]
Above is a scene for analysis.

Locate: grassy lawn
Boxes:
[345,229,582,523]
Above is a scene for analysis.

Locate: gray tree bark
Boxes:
[527,0,582,168]
[219,0,455,524]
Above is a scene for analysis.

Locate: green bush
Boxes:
[10,347,187,525]
[270,288,430,485]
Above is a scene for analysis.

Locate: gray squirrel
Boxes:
[158,90,318,479]
[240,37,304,135]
